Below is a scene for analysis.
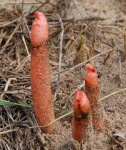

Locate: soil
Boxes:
[0,0,126,150]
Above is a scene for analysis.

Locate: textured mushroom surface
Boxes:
[30,11,55,133]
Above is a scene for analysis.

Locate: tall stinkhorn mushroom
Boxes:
[72,90,90,143]
[30,11,55,132]
[84,63,106,131]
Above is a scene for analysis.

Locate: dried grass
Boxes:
[0,0,126,149]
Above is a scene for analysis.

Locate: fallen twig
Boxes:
[0,129,18,135]
[56,14,64,88]
[29,110,73,129]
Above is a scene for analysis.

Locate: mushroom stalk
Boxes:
[72,90,90,143]
[84,63,106,131]
[30,12,55,133]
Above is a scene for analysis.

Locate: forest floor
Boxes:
[0,0,126,150]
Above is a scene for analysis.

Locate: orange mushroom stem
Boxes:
[84,63,106,131]
[30,12,55,133]
[72,90,90,143]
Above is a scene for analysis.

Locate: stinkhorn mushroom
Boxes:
[84,63,106,131]
[30,11,55,132]
[72,90,90,143]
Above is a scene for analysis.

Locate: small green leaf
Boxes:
[0,99,32,108]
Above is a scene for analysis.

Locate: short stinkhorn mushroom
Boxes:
[30,12,55,132]
[84,63,106,131]
[72,90,90,143]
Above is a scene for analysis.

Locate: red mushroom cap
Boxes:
[84,63,98,88]
[74,90,90,118]
[31,11,48,47]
